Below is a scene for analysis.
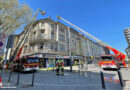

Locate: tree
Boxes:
[0,0,32,35]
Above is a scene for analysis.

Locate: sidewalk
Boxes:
[39,66,79,71]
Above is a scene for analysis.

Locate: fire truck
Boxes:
[12,57,39,72]
[57,16,127,70]
[99,55,124,69]
[99,46,126,69]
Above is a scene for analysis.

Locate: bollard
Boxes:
[32,72,35,87]
[70,60,72,72]
[100,71,106,89]
[8,71,12,83]
[117,70,124,87]
[53,65,54,72]
[17,73,20,86]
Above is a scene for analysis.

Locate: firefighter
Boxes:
[60,59,64,76]
[56,59,60,75]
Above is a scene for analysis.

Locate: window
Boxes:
[51,24,54,28]
[55,47,57,51]
[67,39,69,44]
[50,43,54,50]
[33,31,36,37]
[55,43,58,51]
[59,34,65,41]
[41,29,45,33]
[51,32,54,39]
[71,33,76,38]
[59,27,65,33]
[41,29,45,38]
[40,43,44,49]
[60,44,65,51]
[72,40,76,46]
[41,23,44,28]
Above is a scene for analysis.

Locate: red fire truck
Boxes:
[99,46,126,70]
[99,55,118,69]
[12,57,39,72]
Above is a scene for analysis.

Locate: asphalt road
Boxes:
[0,66,130,90]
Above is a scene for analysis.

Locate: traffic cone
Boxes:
[115,79,120,83]
[0,77,3,87]
[109,77,112,82]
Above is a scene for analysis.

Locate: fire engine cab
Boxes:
[12,57,39,72]
[99,55,117,69]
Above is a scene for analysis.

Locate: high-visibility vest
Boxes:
[60,60,64,68]
[56,60,60,68]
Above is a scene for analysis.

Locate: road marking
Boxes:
[64,74,69,75]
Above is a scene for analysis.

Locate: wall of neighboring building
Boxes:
[124,28,130,59]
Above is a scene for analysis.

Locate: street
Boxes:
[1,65,130,90]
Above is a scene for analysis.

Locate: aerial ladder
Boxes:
[3,9,46,70]
[57,16,126,68]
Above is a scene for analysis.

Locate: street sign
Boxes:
[0,41,3,47]
[0,33,7,55]
[0,33,6,39]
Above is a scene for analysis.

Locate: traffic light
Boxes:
[71,49,74,55]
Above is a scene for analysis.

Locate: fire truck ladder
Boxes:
[57,16,126,66]
[9,9,46,64]
[57,16,109,47]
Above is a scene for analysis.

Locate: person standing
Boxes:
[60,59,64,76]
[56,59,60,75]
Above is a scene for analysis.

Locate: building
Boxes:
[124,27,130,59]
[12,17,106,68]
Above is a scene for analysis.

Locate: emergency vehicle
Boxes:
[99,55,117,69]
[12,57,39,72]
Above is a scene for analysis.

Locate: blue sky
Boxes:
[19,0,130,54]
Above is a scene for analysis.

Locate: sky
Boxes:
[19,0,130,54]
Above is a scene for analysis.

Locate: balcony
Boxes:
[29,35,57,44]
[26,47,60,55]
